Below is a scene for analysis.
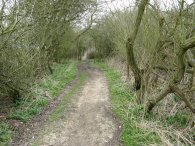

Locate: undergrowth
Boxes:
[0,62,78,145]
[94,60,194,146]
[8,62,77,122]
[0,122,12,146]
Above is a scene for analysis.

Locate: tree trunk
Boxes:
[126,0,149,93]
[146,86,172,112]
[126,38,142,90]
[146,36,195,113]
[48,59,53,74]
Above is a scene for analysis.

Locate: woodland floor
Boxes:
[12,62,121,146]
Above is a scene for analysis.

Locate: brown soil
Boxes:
[12,62,121,146]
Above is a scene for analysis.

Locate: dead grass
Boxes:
[104,57,194,146]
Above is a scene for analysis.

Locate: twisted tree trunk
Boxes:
[146,36,195,113]
[126,0,149,95]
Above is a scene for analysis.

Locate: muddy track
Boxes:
[12,61,121,146]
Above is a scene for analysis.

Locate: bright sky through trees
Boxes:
[99,0,194,12]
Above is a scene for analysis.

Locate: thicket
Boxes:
[1,0,195,145]
[0,62,78,145]
[92,0,195,113]
[91,0,195,145]
[0,0,96,102]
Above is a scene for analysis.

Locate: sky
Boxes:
[1,0,194,13]
[76,0,195,29]
[99,0,194,12]
[1,0,194,29]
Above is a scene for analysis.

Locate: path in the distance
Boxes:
[33,63,120,146]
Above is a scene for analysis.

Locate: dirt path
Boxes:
[19,63,120,146]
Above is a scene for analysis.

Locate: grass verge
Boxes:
[94,60,194,146]
[0,62,78,145]
[0,122,12,146]
[94,61,161,146]
[49,73,86,122]
[8,62,77,122]
[32,73,86,146]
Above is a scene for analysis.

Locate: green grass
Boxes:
[8,97,49,122]
[8,62,78,122]
[49,73,86,121]
[93,61,161,146]
[31,73,86,146]
[0,122,12,146]
[94,60,194,145]
[40,63,77,97]
[0,62,78,145]
[166,112,191,128]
